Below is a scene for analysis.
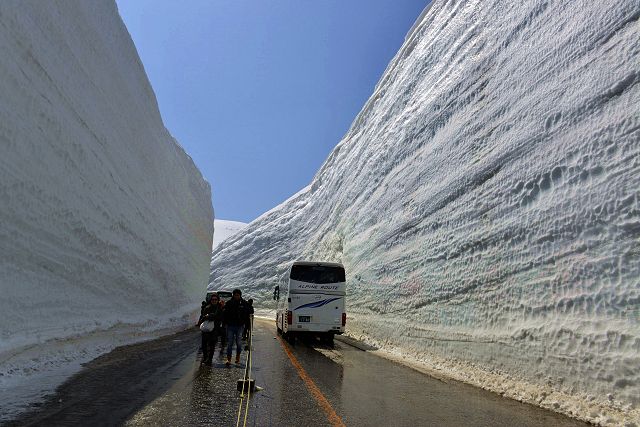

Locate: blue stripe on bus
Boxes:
[294,297,342,311]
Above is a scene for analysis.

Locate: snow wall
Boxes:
[212,219,247,250]
[0,1,213,416]
[209,0,639,424]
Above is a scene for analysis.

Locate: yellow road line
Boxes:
[276,336,346,427]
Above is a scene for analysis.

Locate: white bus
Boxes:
[275,261,346,344]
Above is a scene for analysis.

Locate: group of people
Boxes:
[197,289,254,366]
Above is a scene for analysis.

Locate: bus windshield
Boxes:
[207,290,233,301]
[290,265,345,284]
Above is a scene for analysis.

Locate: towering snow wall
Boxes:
[0,0,213,408]
[210,0,639,422]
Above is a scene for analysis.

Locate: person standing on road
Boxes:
[242,299,254,341]
[223,289,248,365]
[218,298,227,358]
[197,294,223,365]
[200,300,207,316]
[198,300,207,352]
[209,294,225,360]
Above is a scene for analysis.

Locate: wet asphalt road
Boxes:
[8,318,588,427]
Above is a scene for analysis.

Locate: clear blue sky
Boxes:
[116,0,429,223]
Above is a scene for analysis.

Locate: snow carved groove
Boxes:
[210,0,639,423]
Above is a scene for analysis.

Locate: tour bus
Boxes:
[206,289,233,302]
[275,261,346,343]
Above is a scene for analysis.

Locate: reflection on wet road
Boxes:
[9,318,588,426]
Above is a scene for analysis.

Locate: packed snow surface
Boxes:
[0,1,213,419]
[210,0,639,424]
[213,219,247,249]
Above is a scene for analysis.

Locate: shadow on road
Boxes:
[5,328,201,427]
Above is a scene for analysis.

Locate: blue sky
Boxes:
[116,0,429,223]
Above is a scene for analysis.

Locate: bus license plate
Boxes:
[299,316,311,322]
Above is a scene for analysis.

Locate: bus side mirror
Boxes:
[273,285,280,301]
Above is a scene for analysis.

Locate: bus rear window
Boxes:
[290,265,345,284]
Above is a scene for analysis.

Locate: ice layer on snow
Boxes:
[0,0,213,418]
[209,0,639,423]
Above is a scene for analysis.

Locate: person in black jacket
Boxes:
[217,298,227,358]
[223,289,248,365]
[197,293,223,365]
[198,300,207,352]
[200,300,207,316]
[242,299,254,341]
